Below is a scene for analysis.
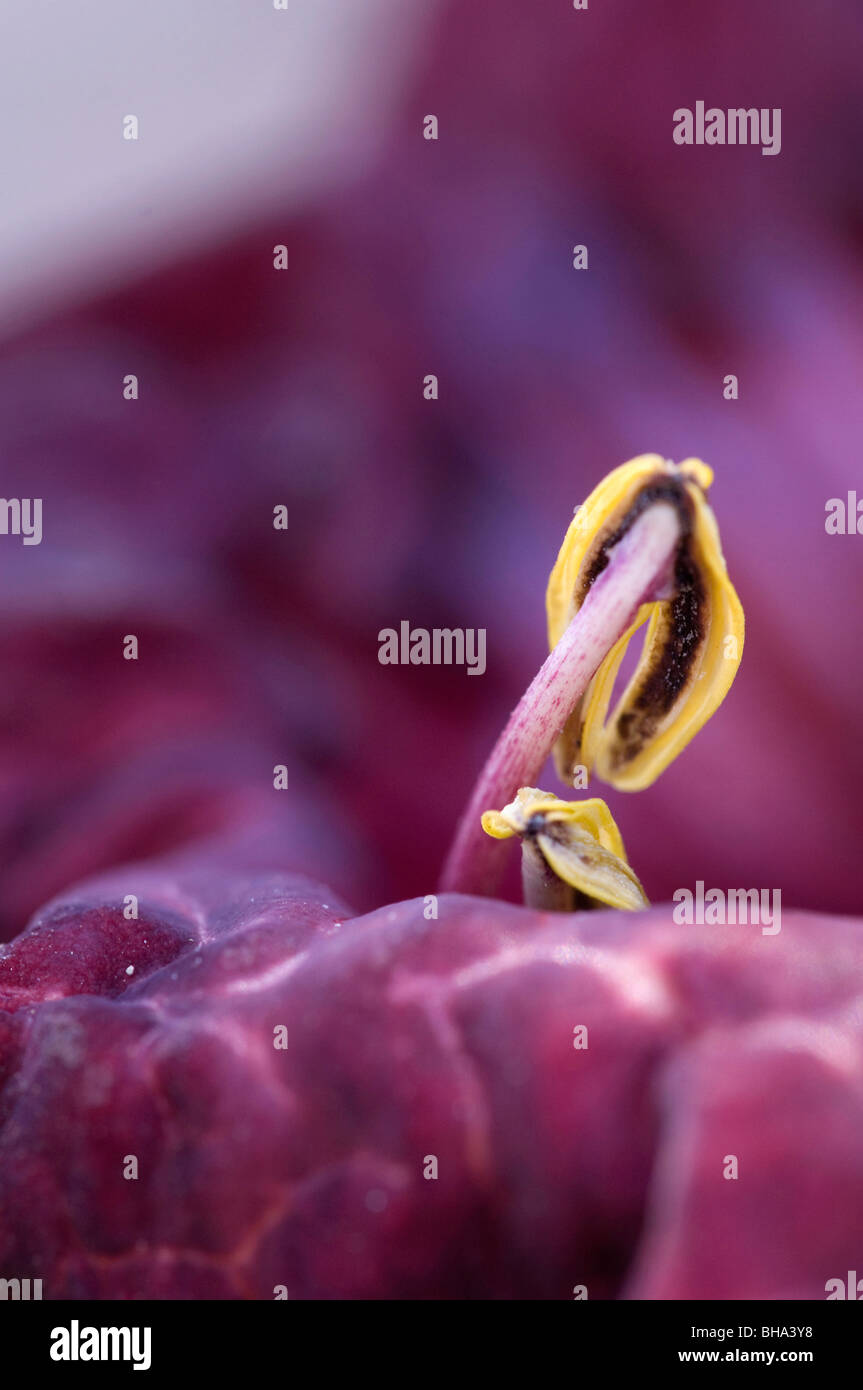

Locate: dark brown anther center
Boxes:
[573,476,707,772]
[610,546,705,767]
[578,476,692,599]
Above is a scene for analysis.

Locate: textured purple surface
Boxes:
[1,0,863,1306]
[1,867,860,1299]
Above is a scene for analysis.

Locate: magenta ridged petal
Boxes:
[1,868,861,1299]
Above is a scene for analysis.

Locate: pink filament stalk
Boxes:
[440,503,680,897]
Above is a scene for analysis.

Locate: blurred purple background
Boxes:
[2,0,862,939]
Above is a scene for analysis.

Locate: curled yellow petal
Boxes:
[480,787,648,912]
[546,455,744,792]
[536,826,648,913]
[480,809,517,839]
